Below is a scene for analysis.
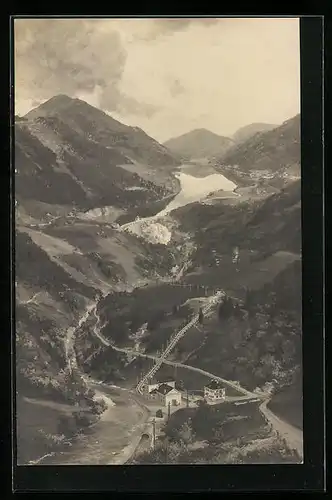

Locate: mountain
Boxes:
[163,128,234,160]
[16,95,180,222]
[232,123,278,144]
[25,95,179,169]
[218,115,300,177]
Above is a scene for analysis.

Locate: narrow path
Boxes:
[20,291,42,305]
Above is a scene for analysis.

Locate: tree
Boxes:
[211,423,224,444]
[177,421,194,445]
[177,379,185,391]
[74,410,91,428]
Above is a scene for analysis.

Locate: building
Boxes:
[204,381,226,401]
[145,377,176,394]
[144,379,182,407]
[150,384,182,407]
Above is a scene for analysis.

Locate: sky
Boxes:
[14,17,300,143]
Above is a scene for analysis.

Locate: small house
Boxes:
[147,382,182,407]
[204,381,226,401]
[156,384,182,407]
[146,377,176,394]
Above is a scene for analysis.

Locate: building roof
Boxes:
[149,382,179,396]
[157,383,176,395]
[205,380,225,390]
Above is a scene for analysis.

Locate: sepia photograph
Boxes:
[14,17,303,467]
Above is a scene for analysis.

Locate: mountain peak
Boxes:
[46,94,74,104]
[164,128,234,160]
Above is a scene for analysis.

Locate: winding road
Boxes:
[259,399,303,460]
[91,302,303,460]
[90,292,256,399]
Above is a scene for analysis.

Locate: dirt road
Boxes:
[259,399,303,460]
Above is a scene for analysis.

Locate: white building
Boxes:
[144,379,181,407]
[204,381,226,401]
[149,384,182,407]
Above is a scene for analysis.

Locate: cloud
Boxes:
[14,18,157,116]
[14,18,300,142]
[13,18,226,117]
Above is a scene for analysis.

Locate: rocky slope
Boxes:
[164,128,234,161]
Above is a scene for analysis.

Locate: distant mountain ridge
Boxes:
[232,122,279,144]
[163,128,234,160]
[219,114,300,175]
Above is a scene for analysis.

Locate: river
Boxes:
[120,167,238,240]
[157,170,237,217]
[80,165,238,229]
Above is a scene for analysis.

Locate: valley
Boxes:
[15,95,302,466]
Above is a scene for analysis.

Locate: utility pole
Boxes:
[168,402,171,421]
[186,388,189,408]
[152,418,156,450]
